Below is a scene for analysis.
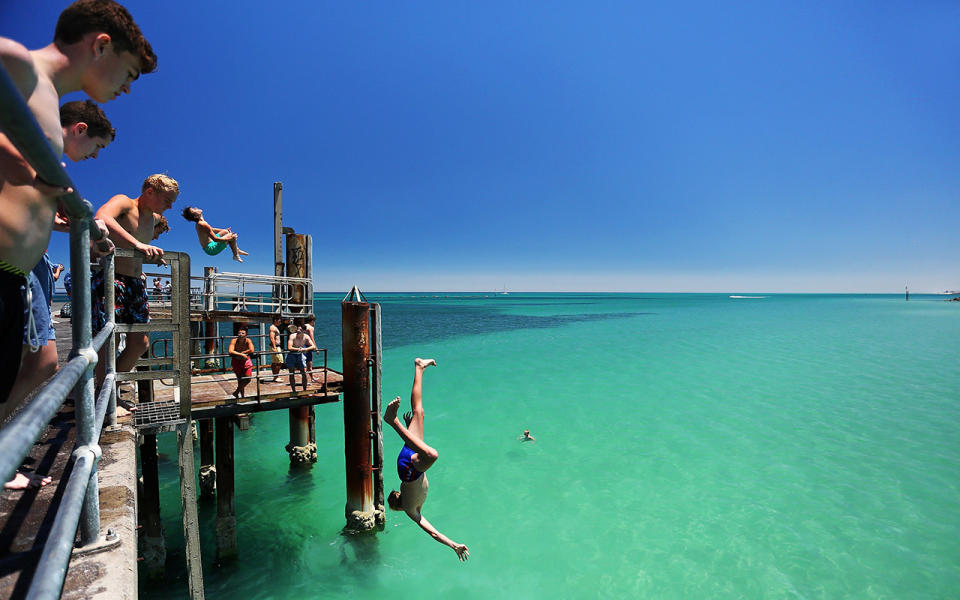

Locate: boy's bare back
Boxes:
[193,218,215,245]
[0,38,70,273]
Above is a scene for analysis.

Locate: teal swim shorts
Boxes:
[203,240,227,256]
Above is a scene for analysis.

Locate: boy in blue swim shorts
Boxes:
[181,206,248,263]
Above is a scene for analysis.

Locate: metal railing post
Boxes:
[67,216,101,547]
[370,303,384,526]
[177,254,192,420]
[103,254,117,427]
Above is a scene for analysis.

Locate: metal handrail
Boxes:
[0,62,117,600]
[0,68,110,599]
[189,270,313,315]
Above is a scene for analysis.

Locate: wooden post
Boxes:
[136,350,152,405]
[215,416,236,559]
[285,233,309,313]
[342,287,374,531]
[286,405,315,464]
[139,433,165,578]
[178,422,205,599]
[189,320,203,370]
[198,419,215,500]
[273,183,284,304]
[284,231,316,464]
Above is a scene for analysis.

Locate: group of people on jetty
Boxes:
[0,1,246,490]
[0,0,546,562]
[226,315,321,398]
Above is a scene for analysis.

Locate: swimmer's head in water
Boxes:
[387,490,402,511]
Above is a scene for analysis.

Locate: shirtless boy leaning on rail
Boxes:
[4,100,116,416]
[0,0,157,405]
[92,174,178,397]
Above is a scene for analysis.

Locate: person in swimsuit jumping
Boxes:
[384,358,469,562]
[181,206,248,263]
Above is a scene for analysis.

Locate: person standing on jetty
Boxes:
[93,174,178,401]
[4,100,117,414]
[266,315,284,382]
[305,314,319,382]
[181,206,248,263]
[228,323,254,398]
[0,0,156,406]
[285,320,315,393]
[384,358,470,561]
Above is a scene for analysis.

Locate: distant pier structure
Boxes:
[131,182,384,596]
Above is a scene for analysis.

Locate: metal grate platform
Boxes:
[134,400,185,432]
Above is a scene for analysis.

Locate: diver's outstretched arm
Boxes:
[408,511,469,561]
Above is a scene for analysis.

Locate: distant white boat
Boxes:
[729,295,766,299]
[499,284,508,295]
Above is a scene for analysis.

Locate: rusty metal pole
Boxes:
[370,303,384,527]
[342,287,374,531]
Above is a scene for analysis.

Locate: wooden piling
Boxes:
[178,422,206,599]
[139,433,166,578]
[215,416,236,559]
[198,419,216,500]
[284,231,317,464]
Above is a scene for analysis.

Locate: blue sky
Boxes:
[4,1,958,292]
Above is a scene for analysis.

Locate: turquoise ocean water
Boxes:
[142,293,960,599]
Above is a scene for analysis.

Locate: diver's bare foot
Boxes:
[4,471,52,490]
[238,250,249,256]
[415,358,436,370]
[383,396,401,425]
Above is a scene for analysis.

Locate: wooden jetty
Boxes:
[130,184,386,599]
[1,183,386,600]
